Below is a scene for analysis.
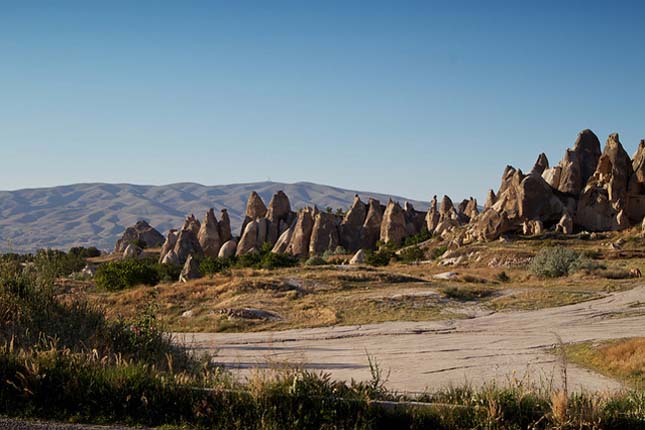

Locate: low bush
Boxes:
[430,245,448,260]
[200,256,232,276]
[398,245,425,263]
[442,286,494,301]
[95,259,160,291]
[402,228,432,247]
[365,249,395,267]
[68,246,101,258]
[305,256,328,266]
[529,247,587,278]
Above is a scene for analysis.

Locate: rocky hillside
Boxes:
[0,182,428,252]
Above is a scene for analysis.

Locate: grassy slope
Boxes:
[566,338,645,389]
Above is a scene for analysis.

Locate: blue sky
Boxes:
[1,1,644,202]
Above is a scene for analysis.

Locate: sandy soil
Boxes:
[179,285,645,393]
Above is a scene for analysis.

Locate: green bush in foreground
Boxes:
[94,259,160,291]
[529,247,587,278]
[365,249,395,267]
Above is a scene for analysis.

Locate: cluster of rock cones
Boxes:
[116,130,645,271]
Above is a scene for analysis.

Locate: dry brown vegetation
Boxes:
[566,338,645,388]
[59,227,645,334]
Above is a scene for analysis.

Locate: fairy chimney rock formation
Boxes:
[380,200,407,246]
[198,208,222,258]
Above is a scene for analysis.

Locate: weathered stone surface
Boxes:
[122,243,142,259]
[404,202,424,236]
[286,207,315,257]
[463,197,479,221]
[360,199,383,249]
[198,208,221,258]
[380,200,407,246]
[339,195,367,252]
[484,190,497,210]
[266,191,291,223]
[425,196,440,232]
[556,129,602,195]
[173,229,203,264]
[218,240,237,259]
[530,153,549,176]
[182,214,201,237]
[576,133,633,231]
[179,254,201,282]
[241,191,267,235]
[542,166,562,189]
[218,209,232,243]
[309,211,340,255]
[161,249,180,266]
[159,229,178,263]
[114,220,164,253]
[349,249,365,265]
[237,220,259,256]
[468,208,516,241]
[556,212,573,235]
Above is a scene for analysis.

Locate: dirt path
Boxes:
[179,286,645,393]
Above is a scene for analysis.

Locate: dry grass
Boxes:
[565,338,645,388]
[59,229,645,333]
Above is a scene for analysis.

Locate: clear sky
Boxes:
[1,1,644,202]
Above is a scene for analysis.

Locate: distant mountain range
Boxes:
[0,182,429,252]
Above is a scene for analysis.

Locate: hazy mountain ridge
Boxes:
[0,181,429,252]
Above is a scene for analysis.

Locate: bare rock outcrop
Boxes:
[179,254,201,282]
[122,243,142,259]
[218,209,232,243]
[339,195,367,252]
[380,200,407,246]
[173,228,203,264]
[349,249,365,265]
[425,196,440,232]
[265,191,293,244]
[286,207,315,257]
[159,229,178,263]
[309,210,340,255]
[530,153,549,176]
[161,249,179,266]
[360,199,383,249]
[218,240,237,259]
[241,191,267,235]
[198,209,221,258]
[237,220,260,256]
[484,190,497,210]
[553,129,602,195]
[114,220,164,253]
[576,133,633,231]
[182,214,201,237]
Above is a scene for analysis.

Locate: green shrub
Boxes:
[305,256,328,266]
[131,238,148,249]
[365,249,395,267]
[32,249,86,280]
[200,256,232,276]
[442,286,493,301]
[495,271,510,282]
[257,251,299,270]
[399,245,425,263]
[431,245,448,260]
[68,246,101,258]
[323,246,348,258]
[528,247,586,278]
[402,228,432,247]
[95,259,160,291]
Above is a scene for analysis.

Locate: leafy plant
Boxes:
[398,245,425,263]
[529,247,587,278]
[95,259,160,291]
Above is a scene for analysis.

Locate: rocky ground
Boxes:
[181,285,645,393]
[0,418,161,430]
